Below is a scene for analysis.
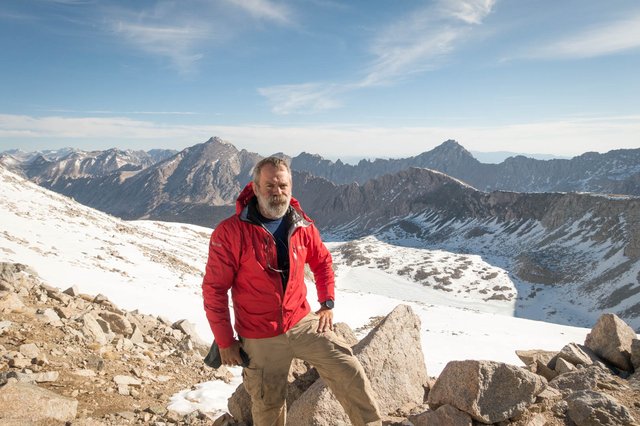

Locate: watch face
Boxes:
[324,299,334,309]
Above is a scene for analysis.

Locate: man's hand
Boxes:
[220,340,244,366]
[315,306,333,333]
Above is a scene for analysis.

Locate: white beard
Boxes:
[257,193,290,219]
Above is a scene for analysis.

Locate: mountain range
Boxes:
[292,140,640,194]
[4,137,640,227]
[2,137,640,329]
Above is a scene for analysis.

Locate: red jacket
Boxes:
[202,182,335,348]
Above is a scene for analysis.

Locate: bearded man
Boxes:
[202,157,381,426]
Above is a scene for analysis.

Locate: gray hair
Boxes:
[252,157,291,186]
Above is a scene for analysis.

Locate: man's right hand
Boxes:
[220,340,244,366]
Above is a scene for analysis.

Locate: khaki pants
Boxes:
[241,312,382,426]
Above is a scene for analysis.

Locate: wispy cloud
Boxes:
[104,1,295,74]
[258,83,346,114]
[111,20,210,74]
[223,0,292,25]
[260,0,496,114]
[438,0,496,24]
[524,12,640,59]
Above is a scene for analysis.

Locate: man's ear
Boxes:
[252,182,259,196]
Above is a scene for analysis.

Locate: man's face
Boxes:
[253,164,292,219]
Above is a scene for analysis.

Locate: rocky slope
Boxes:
[5,265,638,425]
[0,263,229,425]
[227,305,640,426]
[294,167,640,330]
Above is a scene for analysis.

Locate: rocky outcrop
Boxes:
[0,381,78,423]
[225,310,639,426]
[286,304,429,425]
[585,313,636,372]
[0,262,230,425]
[427,360,546,423]
[566,390,636,425]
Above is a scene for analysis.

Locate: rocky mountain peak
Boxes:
[428,139,476,161]
[204,136,232,146]
[191,137,239,161]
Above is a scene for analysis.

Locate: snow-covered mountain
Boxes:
[294,167,640,330]
[13,139,640,231]
[0,165,591,379]
[25,148,159,183]
[14,137,259,227]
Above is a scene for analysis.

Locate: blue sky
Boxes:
[1,0,639,160]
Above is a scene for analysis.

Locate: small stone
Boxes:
[31,371,60,382]
[117,384,130,396]
[36,308,63,327]
[114,375,142,386]
[19,343,40,359]
[0,320,12,334]
[555,357,576,375]
[117,411,136,421]
[63,285,80,296]
[72,369,97,377]
[9,357,32,369]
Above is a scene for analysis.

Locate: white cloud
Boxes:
[224,0,292,25]
[439,0,496,24]
[1,113,639,159]
[112,20,210,74]
[525,12,640,59]
[259,0,496,114]
[258,83,345,114]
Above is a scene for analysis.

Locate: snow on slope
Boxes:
[0,166,591,417]
[0,166,213,340]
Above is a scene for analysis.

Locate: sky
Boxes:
[1,0,639,160]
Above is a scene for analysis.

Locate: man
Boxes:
[202,157,381,426]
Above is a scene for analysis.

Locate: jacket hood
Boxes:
[236,181,305,217]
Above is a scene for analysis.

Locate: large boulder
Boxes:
[549,366,624,396]
[584,314,636,372]
[427,360,546,424]
[0,381,78,423]
[566,390,635,425]
[287,304,429,425]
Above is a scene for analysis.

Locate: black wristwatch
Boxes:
[321,299,334,310]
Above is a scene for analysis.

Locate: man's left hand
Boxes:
[315,306,333,333]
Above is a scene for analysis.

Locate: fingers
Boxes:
[316,311,333,333]
[220,342,244,366]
